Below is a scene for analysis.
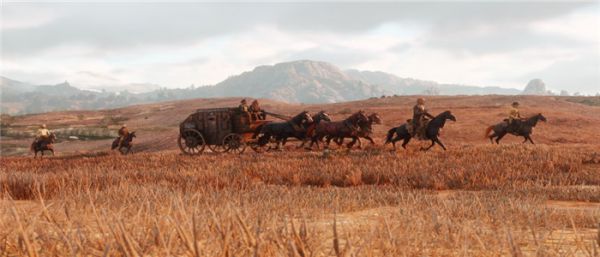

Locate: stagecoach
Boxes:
[177,108,272,154]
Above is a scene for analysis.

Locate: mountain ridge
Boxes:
[2,60,525,115]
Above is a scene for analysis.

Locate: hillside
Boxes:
[1,60,530,115]
[345,69,522,95]
[206,60,386,103]
[1,95,599,156]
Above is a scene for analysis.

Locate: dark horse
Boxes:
[385,111,456,151]
[332,113,382,149]
[485,113,546,144]
[254,111,313,150]
[294,111,332,149]
[308,111,369,150]
[112,131,136,154]
[31,133,56,158]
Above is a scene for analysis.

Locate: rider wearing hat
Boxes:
[507,101,522,132]
[238,99,252,121]
[32,124,51,149]
[118,124,129,148]
[239,99,249,113]
[248,100,265,120]
[37,124,50,140]
[412,98,434,138]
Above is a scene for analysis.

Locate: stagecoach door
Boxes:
[205,112,218,145]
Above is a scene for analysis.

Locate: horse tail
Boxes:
[484,126,494,138]
[384,127,396,144]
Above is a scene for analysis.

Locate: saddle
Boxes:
[406,119,430,140]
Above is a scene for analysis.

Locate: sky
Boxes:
[1,1,599,94]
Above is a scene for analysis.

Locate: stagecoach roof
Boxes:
[194,107,237,113]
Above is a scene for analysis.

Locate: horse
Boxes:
[294,111,332,149]
[331,113,382,149]
[308,111,369,150]
[485,113,546,144]
[253,111,313,150]
[112,131,136,154]
[31,133,56,158]
[385,111,456,151]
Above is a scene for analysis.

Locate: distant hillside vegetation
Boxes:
[2,60,525,115]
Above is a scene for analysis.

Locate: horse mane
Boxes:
[524,113,544,126]
[290,111,308,125]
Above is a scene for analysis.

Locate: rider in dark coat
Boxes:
[248,100,265,120]
[412,98,434,138]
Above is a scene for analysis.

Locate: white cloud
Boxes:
[1,2,599,94]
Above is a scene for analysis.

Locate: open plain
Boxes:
[1,95,599,256]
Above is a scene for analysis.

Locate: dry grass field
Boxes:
[1,95,600,256]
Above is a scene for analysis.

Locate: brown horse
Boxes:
[485,113,546,144]
[332,113,382,148]
[112,131,136,154]
[308,111,369,150]
[294,111,332,148]
[31,133,56,158]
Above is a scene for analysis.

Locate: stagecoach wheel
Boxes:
[223,134,246,154]
[178,129,206,155]
[207,144,228,153]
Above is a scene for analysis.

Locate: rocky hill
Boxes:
[2,60,527,115]
[205,60,386,103]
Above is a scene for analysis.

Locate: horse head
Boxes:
[537,113,547,122]
[368,113,382,125]
[443,111,456,122]
[293,111,313,125]
[45,132,57,144]
[303,111,313,124]
[316,111,331,122]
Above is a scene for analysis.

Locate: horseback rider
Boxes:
[118,124,129,148]
[507,101,522,132]
[34,124,51,147]
[249,100,266,120]
[411,98,434,139]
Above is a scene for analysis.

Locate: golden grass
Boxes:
[1,144,599,256]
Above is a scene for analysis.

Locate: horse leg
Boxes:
[366,136,375,145]
[347,137,358,149]
[401,137,411,149]
[495,132,506,144]
[527,135,535,144]
[297,138,306,149]
[421,140,436,151]
[325,136,333,149]
[488,132,496,144]
[434,138,447,151]
[522,137,528,144]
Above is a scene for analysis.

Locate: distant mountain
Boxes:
[522,79,550,95]
[345,69,521,95]
[205,60,386,103]
[0,77,209,115]
[1,60,525,115]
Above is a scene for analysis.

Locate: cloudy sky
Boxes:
[2,1,599,94]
